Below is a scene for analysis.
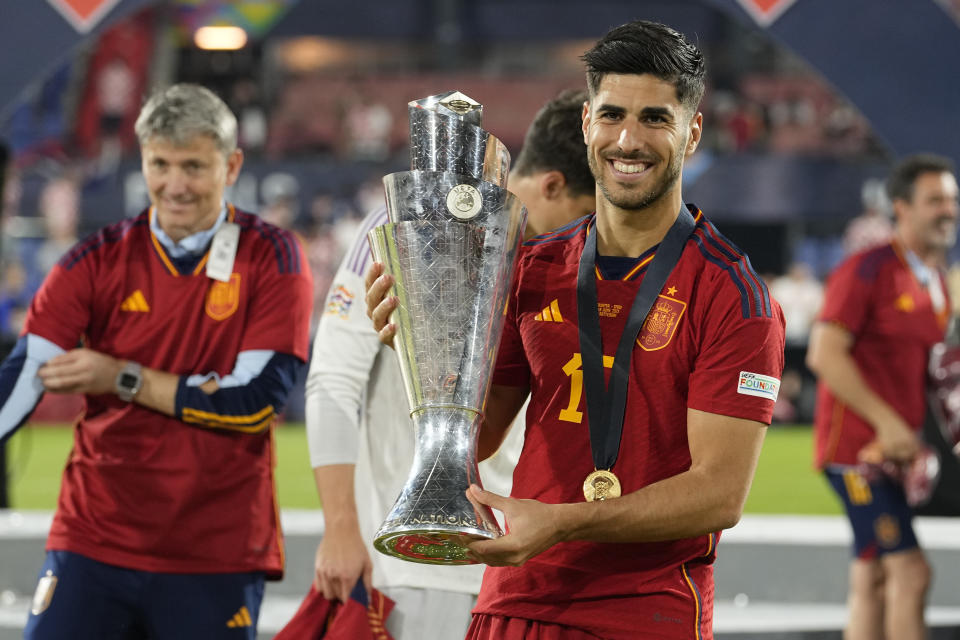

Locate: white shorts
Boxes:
[380,586,477,640]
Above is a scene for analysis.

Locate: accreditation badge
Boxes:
[206,221,240,282]
[31,570,57,615]
[583,469,622,502]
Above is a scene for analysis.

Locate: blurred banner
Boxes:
[0,0,153,123]
[706,0,960,164]
[171,0,299,43]
[2,0,960,163]
[73,9,155,160]
[46,0,124,33]
[733,0,798,27]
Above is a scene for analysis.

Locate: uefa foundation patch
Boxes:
[737,371,780,401]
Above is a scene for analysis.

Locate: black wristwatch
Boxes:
[115,361,143,402]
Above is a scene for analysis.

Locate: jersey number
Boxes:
[559,352,614,423]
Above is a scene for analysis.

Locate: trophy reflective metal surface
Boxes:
[368,91,526,564]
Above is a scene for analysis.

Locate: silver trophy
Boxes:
[368,91,526,564]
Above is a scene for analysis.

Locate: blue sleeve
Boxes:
[0,335,66,444]
[174,351,303,434]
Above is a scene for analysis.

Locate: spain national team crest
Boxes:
[637,294,686,351]
[874,514,901,549]
[206,273,241,322]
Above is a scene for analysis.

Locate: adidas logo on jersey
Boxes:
[534,299,563,322]
[120,290,150,312]
[226,605,253,628]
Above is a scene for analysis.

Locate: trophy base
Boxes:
[374,526,497,565]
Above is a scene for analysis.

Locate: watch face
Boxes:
[119,373,138,389]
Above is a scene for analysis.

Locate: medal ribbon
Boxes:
[576,206,696,472]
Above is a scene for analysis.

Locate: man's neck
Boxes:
[508,172,538,239]
[896,229,945,269]
[594,192,683,257]
[151,205,227,257]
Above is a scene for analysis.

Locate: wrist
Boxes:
[553,501,588,544]
[866,402,900,432]
[321,508,362,531]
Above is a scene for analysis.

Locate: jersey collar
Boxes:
[150,203,228,258]
[149,204,236,277]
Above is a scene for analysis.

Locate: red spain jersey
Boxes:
[813,241,947,468]
[24,206,312,578]
[480,207,785,638]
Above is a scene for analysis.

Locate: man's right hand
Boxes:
[313,523,373,602]
[867,413,921,464]
[808,321,922,465]
[364,262,398,348]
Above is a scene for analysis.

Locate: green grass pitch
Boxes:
[3,423,841,515]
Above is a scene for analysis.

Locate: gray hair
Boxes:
[134,83,238,155]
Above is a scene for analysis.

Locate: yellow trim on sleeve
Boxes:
[182,405,276,433]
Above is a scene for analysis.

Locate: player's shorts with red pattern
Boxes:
[469,561,714,640]
[467,615,606,640]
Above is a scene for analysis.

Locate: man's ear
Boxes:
[581,100,590,145]
[540,170,567,200]
[686,111,703,157]
[225,148,244,186]
[890,197,908,224]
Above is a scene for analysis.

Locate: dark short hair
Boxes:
[581,20,706,114]
[886,153,956,203]
[512,89,595,198]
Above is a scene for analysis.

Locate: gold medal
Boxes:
[583,469,622,502]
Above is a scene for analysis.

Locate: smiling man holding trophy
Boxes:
[367,91,527,563]
[298,89,596,640]
[368,20,786,640]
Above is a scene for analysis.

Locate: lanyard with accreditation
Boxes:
[576,206,696,501]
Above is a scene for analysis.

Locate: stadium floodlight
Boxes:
[194,26,247,51]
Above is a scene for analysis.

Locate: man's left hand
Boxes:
[38,348,122,395]
[465,484,568,567]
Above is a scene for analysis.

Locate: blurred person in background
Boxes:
[807,154,959,640]
[769,261,823,348]
[230,79,267,155]
[769,261,823,424]
[341,87,394,163]
[0,257,29,342]
[843,176,894,255]
[368,20,785,640]
[33,175,81,277]
[299,88,595,639]
[94,57,136,173]
[0,83,313,640]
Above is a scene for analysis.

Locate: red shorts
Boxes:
[466,615,606,640]
[469,561,713,640]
